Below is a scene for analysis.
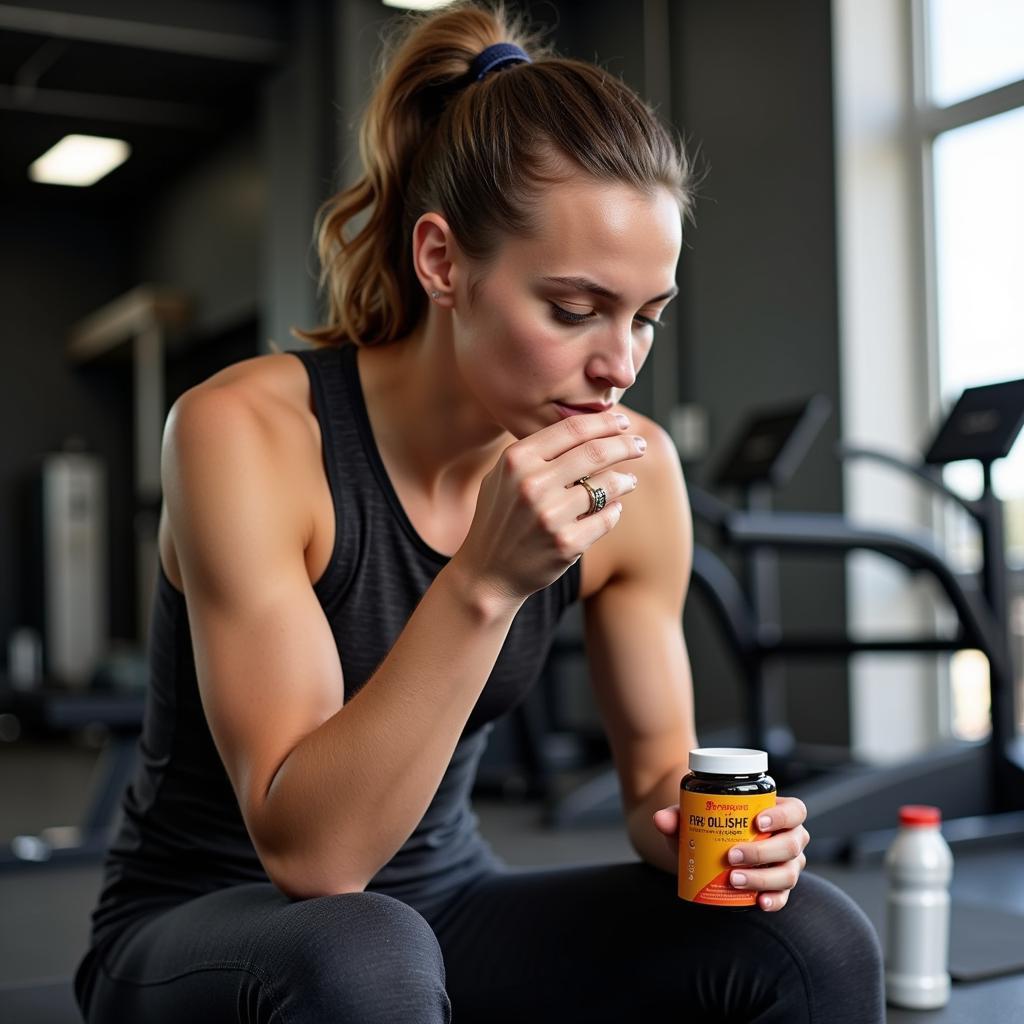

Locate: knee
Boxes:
[784,873,884,1016]
[271,891,450,1023]
[810,875,882,972]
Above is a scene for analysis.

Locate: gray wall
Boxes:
[510,1,850,745]
[262,0,338,352]
[0,196,135,643]
[136,120,265,342]
[0,124,268,655]
[1,0,850,747]
[670,0,849,744]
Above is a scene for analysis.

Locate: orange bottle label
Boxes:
[677,786,777,906]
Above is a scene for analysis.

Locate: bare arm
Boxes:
[579,418,698,871]
[164,387,641,898]
[582,420,811,910]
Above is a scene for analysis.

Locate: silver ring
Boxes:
[574,476,607,515]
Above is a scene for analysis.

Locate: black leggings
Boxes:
[76,861,884,1023]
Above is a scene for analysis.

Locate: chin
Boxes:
[502,408,553,440]
[478,390,559,440]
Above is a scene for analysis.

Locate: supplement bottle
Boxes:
[884,804,953,1009]
[678,748,776,909]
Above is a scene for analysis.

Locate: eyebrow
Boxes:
[540,275,679,306]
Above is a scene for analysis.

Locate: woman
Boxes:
[74,2,884,1021]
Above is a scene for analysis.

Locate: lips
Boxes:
[556,401,613,414]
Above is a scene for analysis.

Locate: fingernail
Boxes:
[728,849,744,865]
[615,413,630,429]
[758,815,772,830]
[634,436,647,453]
[731,872,747,887]
[762,896,773,909]
[629,473,638,487]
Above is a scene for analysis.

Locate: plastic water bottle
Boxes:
[884,804,953,1009]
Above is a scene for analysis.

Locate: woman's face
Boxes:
[451,176,682,440]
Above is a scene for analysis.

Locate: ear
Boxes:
[411,212,457,307]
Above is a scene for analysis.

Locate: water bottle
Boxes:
[7,627,43,692]
[884,804,953,1009]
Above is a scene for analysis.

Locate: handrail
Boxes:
[722,509,1012,688]
[835,443,982,522]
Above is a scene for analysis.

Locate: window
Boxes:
[927,0,1024,108]
[919,0,1024,737]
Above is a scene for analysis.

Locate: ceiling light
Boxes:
[29,134,131,187]
[381,1,455,10]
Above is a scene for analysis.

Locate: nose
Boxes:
[587,322,638,391]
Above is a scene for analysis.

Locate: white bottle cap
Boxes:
[689,747,768,775]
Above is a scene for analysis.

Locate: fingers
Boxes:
[728,857,802,895]
[732,852,807,912]
[564,494,624,551]
[655,798,806,913]
[462,410,644,601]
[570,470,638,520]
[530,409,634,462]
[558,432,648,487]
[752,795,807,834]
[653,807,680,859]
[756,890,791,912]
[533,411,647,483]
[505,411,647,528]
[653,807,678,832]
[729,824,809,867]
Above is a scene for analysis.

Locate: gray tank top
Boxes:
[87,341,581,949]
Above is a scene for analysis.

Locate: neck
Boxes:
[357,312,513,503]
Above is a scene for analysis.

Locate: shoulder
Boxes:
[187,351,310,417]
[618,406,681,483]
[170,351,318,454]
[164,353,323,535]
[612,404,687,513]
[595,403,692,590]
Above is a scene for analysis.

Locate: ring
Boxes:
[574,475,607,515]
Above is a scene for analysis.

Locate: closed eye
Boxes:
[635,314,664,328]
[550,304,664,329]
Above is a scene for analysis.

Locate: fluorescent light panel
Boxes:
[29,134,131,187]
[381,1,454,9]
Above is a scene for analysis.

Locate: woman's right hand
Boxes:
[452,410,646,604]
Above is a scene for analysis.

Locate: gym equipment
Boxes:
[536,396,836,828]
[0,978,80,1024]
[704,393,834,766]
[536,380,1024,864]
[19,445,108,689]
[0,680,145,871]
[689,378,1024,859]
[68,285,190,648]
[710,393,832,492]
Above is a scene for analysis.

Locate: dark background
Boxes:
[0,0,848,748]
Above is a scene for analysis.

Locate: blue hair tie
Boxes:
[468,42,531,82]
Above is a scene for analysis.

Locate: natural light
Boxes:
[928,0,1024,108]
[933,104,1024,544]
[926,0,1024,740]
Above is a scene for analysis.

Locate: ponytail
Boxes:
[293,0,693,349]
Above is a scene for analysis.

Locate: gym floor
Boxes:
[1,739,1022,1022]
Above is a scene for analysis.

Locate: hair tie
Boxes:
[468,42,531,82]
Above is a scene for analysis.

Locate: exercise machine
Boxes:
[684,379,1024,859]
[537,380,1024,863]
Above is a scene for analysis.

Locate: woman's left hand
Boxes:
[653,795,810,912]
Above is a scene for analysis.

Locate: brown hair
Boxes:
[292,0,695,350]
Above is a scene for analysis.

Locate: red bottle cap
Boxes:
[899,804,941,827]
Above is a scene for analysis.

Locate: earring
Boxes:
[430,289,441,300]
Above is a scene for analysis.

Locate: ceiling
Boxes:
[0,1,287,204]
